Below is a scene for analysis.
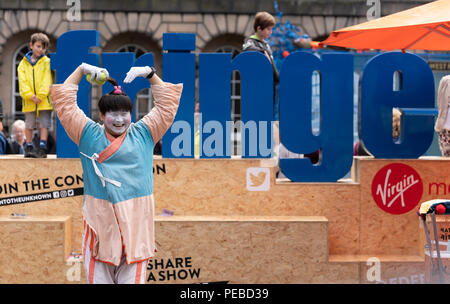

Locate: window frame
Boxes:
[11,43,30,120]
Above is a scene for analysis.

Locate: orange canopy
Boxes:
[319,0,450,51]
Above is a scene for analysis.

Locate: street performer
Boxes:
[50,63,183,284]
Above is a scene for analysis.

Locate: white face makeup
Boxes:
[103,111,131,137]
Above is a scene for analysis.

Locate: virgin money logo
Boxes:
[371,163,423,215]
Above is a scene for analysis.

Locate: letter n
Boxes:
[199,51,273,158]
[161,33,196,158]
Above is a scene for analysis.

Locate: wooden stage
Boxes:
[0,155,448,283]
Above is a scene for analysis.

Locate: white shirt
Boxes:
[444,102,450,130]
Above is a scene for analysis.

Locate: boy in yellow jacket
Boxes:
[17,32,53,158]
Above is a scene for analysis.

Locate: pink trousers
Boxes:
[82,233,148,284]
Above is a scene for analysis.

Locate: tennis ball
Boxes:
[86,72,107,85]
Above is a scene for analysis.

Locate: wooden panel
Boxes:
[0,158,84,253]
[0,216,71,284]
[152,158,361,256]
[0,156,448,283]
[357,158,450,256]
[147,216,357,284]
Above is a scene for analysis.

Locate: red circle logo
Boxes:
[371,163,423,215]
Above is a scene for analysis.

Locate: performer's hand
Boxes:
[79,62,109,81]
[123,66,153,83]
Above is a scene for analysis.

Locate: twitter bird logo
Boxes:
[250,171,267,187]
[246,167,270,191]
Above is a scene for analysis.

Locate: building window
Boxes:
[12,44,29,121]
[215,45,241,155]
[116,44,153,121]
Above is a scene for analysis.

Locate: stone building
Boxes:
[0,0,432,134]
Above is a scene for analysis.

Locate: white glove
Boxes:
[79,63,109,81]
[123,66,152,83]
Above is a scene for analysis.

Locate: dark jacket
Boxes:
[7,140,24,154]
[242,35,279,84]
[0,132,6,154]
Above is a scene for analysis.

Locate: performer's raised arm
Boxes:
[123,66,183,143]
[50,63,109,145]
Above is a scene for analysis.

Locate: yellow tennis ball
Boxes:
[86,72,107,85]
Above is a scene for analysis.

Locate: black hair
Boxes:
[98,77,133,115]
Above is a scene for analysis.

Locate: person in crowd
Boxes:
[32,121,56,154]
[242,11,279,120]
[392,108,401,142]
[8,120,26,154]
[17,32,53,158]
[435,75,450,157]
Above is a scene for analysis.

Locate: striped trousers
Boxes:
[82,228,148,284]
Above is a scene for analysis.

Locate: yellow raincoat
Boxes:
[17,52,53,115]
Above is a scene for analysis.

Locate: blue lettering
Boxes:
[50,30,100,158]
[279,52,354,182]
[50,30,437,182]
[361,52,435,158]
[162,33,196,158]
